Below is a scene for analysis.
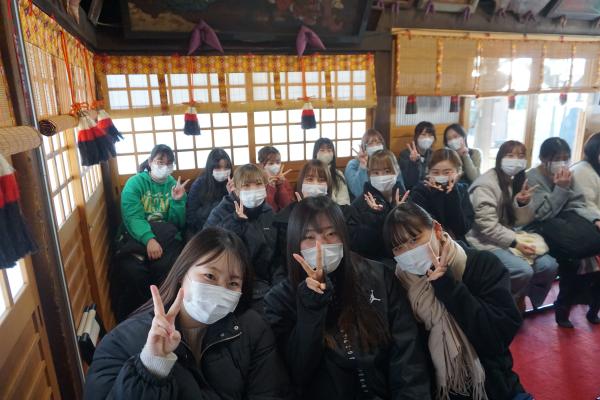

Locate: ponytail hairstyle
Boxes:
[286,196,389,351]
[138,144,175,173]
[583,132,600,176]
[312,138,344,192]
[200,148,233,203]
[494,141,527,226]
[360,128,385,151]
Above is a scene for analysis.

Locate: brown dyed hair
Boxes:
[134,227,254,317]
[233,164,268,189]
[296,159,333,196]
[361,128,385,151]
[428,148,463,172]
[367,149,400,175]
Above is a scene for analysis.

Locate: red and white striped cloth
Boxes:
[0,153,36,268]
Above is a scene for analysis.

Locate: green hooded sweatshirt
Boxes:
[120,171,186,245]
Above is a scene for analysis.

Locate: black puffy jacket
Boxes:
[204,195,280,285]
[84,309,291,400]
[264,254,432,400]
[344,182,406,261]
[429,249,526,400]
[186,173,228,234]
[409,181,474,241]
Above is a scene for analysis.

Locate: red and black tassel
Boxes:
[405,95,417,114]
[301,101,317,130]
[449,95,459,113]
[183,105,201,136]
[559,93,568,105]
[97,109,123,143]
[0,154,36,268]
[77,111,116,166]
[508,94,516,110]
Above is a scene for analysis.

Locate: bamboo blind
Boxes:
[0,50,15,128]
[394,30,600,97]
[94,54,377,117]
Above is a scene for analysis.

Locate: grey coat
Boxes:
[466,169,534,251]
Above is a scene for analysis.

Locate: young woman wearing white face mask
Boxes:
[345,150,407,261]
[205,164,282,308]
[85,228,291,399]
[399,121,436,190]
[265,196,431,400]
[312,138,351,205]
[344,129,403,199]
[114,144,189,321]
[466,141,558,313]
[258,146,294,212]
[410,149,474,242]
[186,148,233,237]
[443,123,482,184]
[384,202,530,400]
[526,138,600,327]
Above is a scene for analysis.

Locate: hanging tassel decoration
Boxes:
[508,94,516,110]
[96,109,123,143]
[405,95,417,114]
[301,101,316,130]
[449,96,459,113]
[0,154,37,268]
[183,57,201,136]
[188,20,224,55]
[77,109,115,166]
[559,93,568,105]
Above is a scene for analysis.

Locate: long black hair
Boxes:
[199,148,232,203]
[539,137,571,162]
[494,141,527,226]
[286,196,389,351]
[443,123,467,147]
[138,144,175,172]
[383,202,435,250]
[135,227,254,316]
[312,138,344,192]
[583,132,600,176]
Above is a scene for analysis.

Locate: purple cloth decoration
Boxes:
[188,20,224,55]
[296,25,326,57]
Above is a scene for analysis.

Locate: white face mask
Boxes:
[366,144,384,156]
[151,163,173,181]
[549,160,570,175]
[433,175,449,185]
[501,158,527,177]
[212,169,231,182]
[239,188,266,209]
[302,183,328,198]
[394,231,438,276]
[317,152,334,165]
[300,243,344,274]
[417,137,434,151]
[447,137,464,151]
[265,164,281,176]
[370,174,396,193]
[183,278,241,325]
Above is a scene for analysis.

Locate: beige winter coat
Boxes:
[571,160,600,214]
[466,169,534,251]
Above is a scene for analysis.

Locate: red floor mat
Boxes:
[511,304,600,400]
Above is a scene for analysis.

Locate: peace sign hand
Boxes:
[407,142,420,162]
[445,173,459,194]
[226,177,235,194]
[364,192,384,212]
[427,239,450,282]
[353,146,368,168]
[146,285,184,357]
[295,192,303,202]
[394,190,410,207]
[293,242,326,294]
[234,201,248,220]
[424,177,444,192]
[171,176,190,201]
[515,179,539,205]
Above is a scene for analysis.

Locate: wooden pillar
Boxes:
[374,51,392,145]
[0,1,85,398]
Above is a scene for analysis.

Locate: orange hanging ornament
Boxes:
[183,57,201,136]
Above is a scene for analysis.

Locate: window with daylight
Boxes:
[0,259,27,316]
[41,132,76,226]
